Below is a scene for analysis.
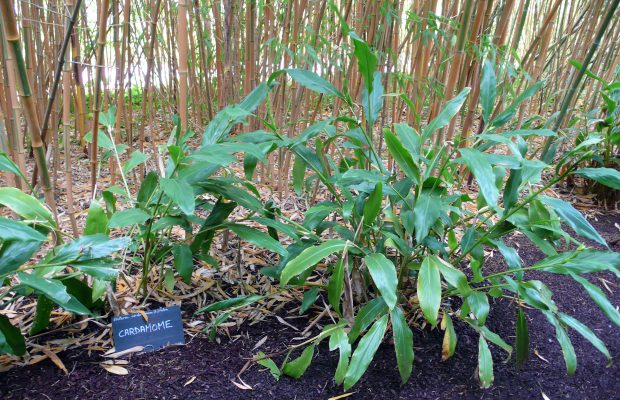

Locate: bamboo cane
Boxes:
[0,0,58,218]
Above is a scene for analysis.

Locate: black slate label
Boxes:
[112,306,185,352]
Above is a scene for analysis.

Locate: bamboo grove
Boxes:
[1,0,620,224]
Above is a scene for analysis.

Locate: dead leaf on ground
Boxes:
[103,346,144,358]
[251,335,268,351]
[328,393,354,400]
[231,378,253,390]
[534,349,549,363]
[32,345,68,375]
[276,316,299,331]
[101,364,129,375]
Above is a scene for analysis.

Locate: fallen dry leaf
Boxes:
[231,378,253,390]
[33,346,68,375]
[534,349,549,363]
[101,364,129,375]
[251,335,268,351]
[138,310,149,322]
[328,393,354,400]
[104,346,144,358]
[276,316,299,331]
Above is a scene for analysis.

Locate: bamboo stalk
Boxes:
[89,0,110,196]
[178,0,189,133]
[63,0,79,236]
[137,0,162,178]
[0,0,58,218]
[540,0,620,161]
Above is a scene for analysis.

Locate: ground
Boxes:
[1,214,619,399]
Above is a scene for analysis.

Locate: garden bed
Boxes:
[1,214,619,400]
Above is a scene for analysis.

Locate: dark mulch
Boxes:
[1,214,619,400]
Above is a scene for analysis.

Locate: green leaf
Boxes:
[0,240,43,275]
[540,196,606,246]
[283,345,315,379]
[413,191,441,243]
[479,326,512,357]
[0,217,47,242]
[544,311,576,376]
[393,123,420,163]
[344,314,388,390]
[256,352,281,380]
[84,201,108,235]
[164,267,174,292]
[478,335,494,388]
[436,257,470,294]
[196,294,263,314]
[122,151,149,175]
[329,327,351,384]
[538,250,620,276]
[172,244,193,283]
[390,306,414,383]
[280,240,347,285]
[30,295,54,335]
[0,187,55,229]
[490,81,544,129]
[362,71,384,124]
[491,239,523,275]
[503,168,522,210]
[364,253,398,310]
[108,208,151,228]
[191,198,237,254]
[137,172,159,206]
[384,130,420,184]
[299,287,319,315]
[285,69,344,98]
[328,260,345,315]
[418,256,442,325]
[0,152,26,181]
[43,234,128,265]
[349,297,388,342]
[84,129,114,149]
[573,167,620,190]
[292,155,306,195]
[466,291,490,325]
[17,273,90,315]
[160,178,195,215]
[516,307,529,367]
[559,313,611,364]
[480,60,496,123]
[571,274,620,327]
[349,32,377,93]
[202,83,269,147]
[0,314,25,356]
[459,148,499,207]
[228,224,287,256]
[363,182,383,225]
[72,259,119,281]
[569,59,607,84]
[422,87,471,140]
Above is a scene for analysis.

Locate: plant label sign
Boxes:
[112,306,185,353]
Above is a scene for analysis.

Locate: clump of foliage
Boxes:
[2,29,618,392]
[201,34,620,389]
[99,83,295,298]
[564,63,620,203]
[0,184,128,355]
